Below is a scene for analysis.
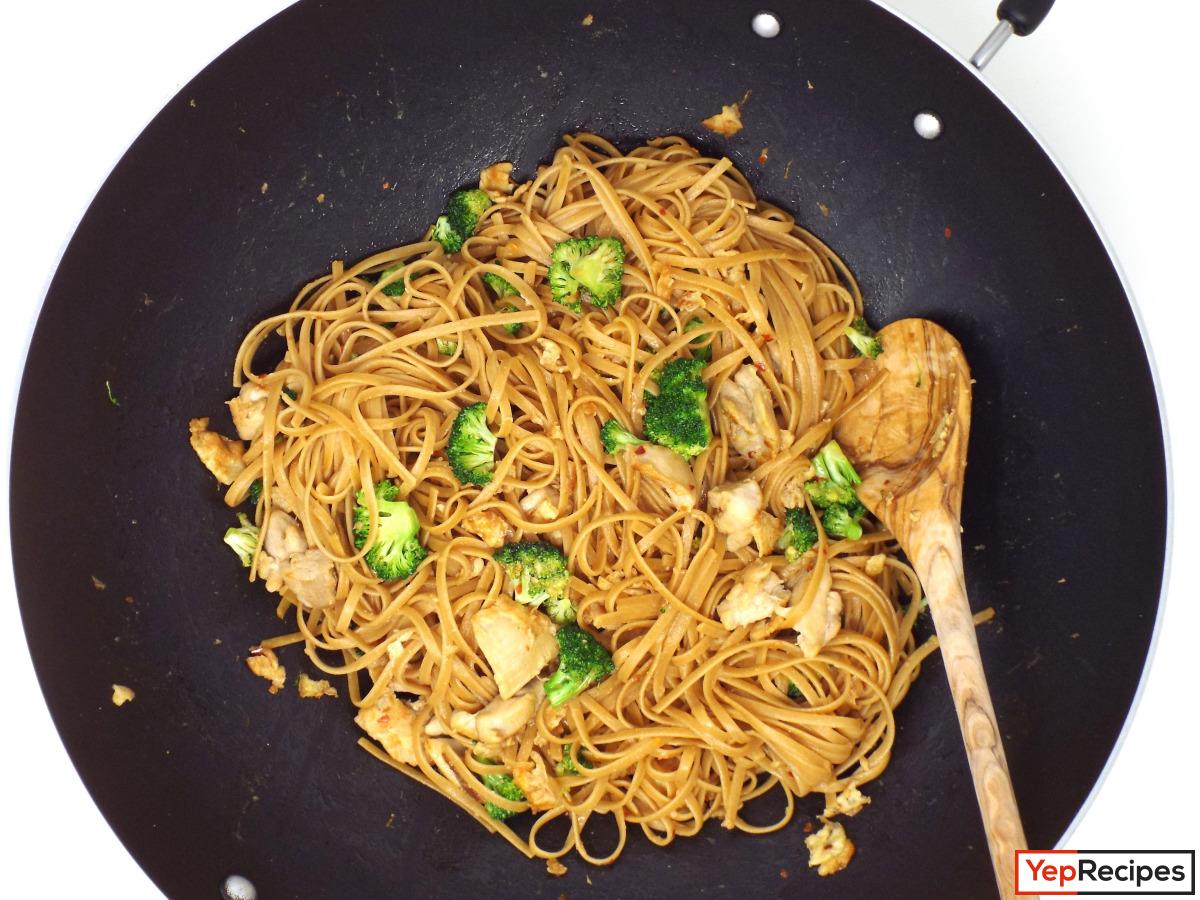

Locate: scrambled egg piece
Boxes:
[702,103,743,136]
[796,590,843,658]
[355,693,419,766]
[462,509,512,548]
[472,596,559,698]
[479,161,516,200]
[546,858,568,877]
[717,366,790,463]
[707,479,782,555]
[188,417,246,485]
[717,560,789,629]
[257,509,337,609]
[450,689,538,744]
[227,381,269,442]
[824,785,871,818]
[246,647,286,694]
[297,673,338,699]
[864,554,886,576]
[512,753,559,812]
[631,445,699,511]
[111,684,135,706]
[806,821,855,876]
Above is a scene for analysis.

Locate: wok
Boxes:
[10,0,1167,897]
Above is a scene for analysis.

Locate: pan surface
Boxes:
[10,0,1166,897]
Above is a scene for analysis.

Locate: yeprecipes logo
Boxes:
[1015,850,1195,895]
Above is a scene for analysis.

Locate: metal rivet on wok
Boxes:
[751,10,782,39]
[221,874,257,900]
[913,109,944,140]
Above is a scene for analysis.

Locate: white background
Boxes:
[1,1,1196,897]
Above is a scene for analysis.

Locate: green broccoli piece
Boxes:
[786,680,802,700]
[548,236,625,312]
[436,338,457,356]
[544,624,615,707]
[447,403,498,486]
[845,316,883,359]
[282,387,298,401]
[493,541,571,615]
[223,513,259,567]
[247,479,263,506]
[431,189,493,254]
[803,480,859,510]
[482,271,518,298]
[643,358,712,460]
[822,504,864,541]
[777,507,819,562]
[555,742,594,776]
[684,317,713,363]
[497,303,523,336]
[480,771,525,820]
[378,264,407,297]
[352,481,428,580]
[812,440,862,488]
[600,419,648,455]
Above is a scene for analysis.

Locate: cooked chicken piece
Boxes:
[355,693,419,766]
[545,858,568,877]
[450,688,539,745]
[630,445,699,511]
[824,785,871,818]
[110,684,135,707]
[717,561,789,629]
[462,509,512,548]
[717,366,791,463]
[806,821,855,876]
[519,486,560,523]
[796,590,843,658]
[707,479,782,555]
[536,338,568,373]
[297,673,338,698]
[472,596,559,698]
[257,509,336,609]
[188,417,246,485]
[263,509,308,558]
[702,103,743,136]
[479,161,516,200]
[227,381,270,442]
[245,647,286,694]
[512,753,559,812]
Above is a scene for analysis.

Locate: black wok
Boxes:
[10,1,1167,897]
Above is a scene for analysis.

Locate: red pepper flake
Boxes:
[803,821,814,833]
[758,147,769,165]
[944,227,953,239]
[634,446,646,455]
[761,333,774,343]
[754,361,766,372]
[378,715,390,725]
[124,595,135,605]
[747,451,756,459]
[382,180,391,190]
[780,868,790,880]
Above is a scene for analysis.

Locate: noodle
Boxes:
[208,134,942,866]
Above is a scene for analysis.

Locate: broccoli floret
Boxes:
[803,480,859,510]
[643,358,712,460]
[431,189,493,254]
[812,440,862,487]
[223,512,259,567]
[600,419,648,455]
[777,507,819,562]
[845,316,883,359]
[482,271,518,298]
[480,771,525,820]
[436,338,457,356]
[352,481,428,580]
[497,302,523,336]
[542,594,578,626]
[544,624,615,708]
[555,742,594,777]
[247,479,263,506]
[493,541,571,613]
[684,317,713,363]
[548,236,625,311]
[282,387,298,401]
[378,264,407,297]
[822,504,864,541]
[786,680,802,700]
[447,403,498,486]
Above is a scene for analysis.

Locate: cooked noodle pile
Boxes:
[200,134,948,867]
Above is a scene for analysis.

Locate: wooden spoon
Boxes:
[834,318,1030,900]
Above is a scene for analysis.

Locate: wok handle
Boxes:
[971,0,1057,69]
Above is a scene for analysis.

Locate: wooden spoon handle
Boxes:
[914,518,1030,900]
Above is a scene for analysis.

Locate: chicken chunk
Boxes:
[708,479,781,555]
[717,366,791,463]
[512,753,559,812]
[355,693,420,766]
[806,821,855,876]
[245,647,286,694]
[823,785,871,819]
[263,508,308,559]
[462,509,512,548]
[297,673,338,698]
[479,161,516,200]
[257,509,336,610]
[701,103,743,136]
[630,445,699,511]
[450,688,539,745]
[472,596,559,698]
[110,684,135,707]
[796,590,843,658]
[716,560,789,629]
[519,486,560,523]
[227,381,270,442]
[188,417,246,485]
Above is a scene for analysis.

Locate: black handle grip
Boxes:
[997,0,1056,36]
